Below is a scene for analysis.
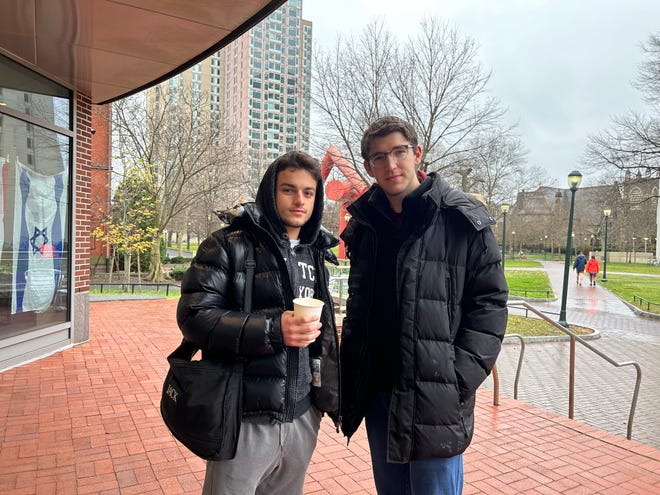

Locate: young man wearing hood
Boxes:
[340,117,508,494]
[176,151,340,495]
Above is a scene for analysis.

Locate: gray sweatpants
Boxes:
[202,406,322,495]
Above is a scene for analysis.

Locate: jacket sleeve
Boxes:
[453,227,508,402]
[175,232,285,359]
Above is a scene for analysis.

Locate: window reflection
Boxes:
[0,56,71,337]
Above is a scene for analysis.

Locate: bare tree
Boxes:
[112,85,246,280]
[311,16,509,180]
[311,19,397,181]
[585,33,660,176]
[391,18,506,173]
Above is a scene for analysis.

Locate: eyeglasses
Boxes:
[367,145,414,168]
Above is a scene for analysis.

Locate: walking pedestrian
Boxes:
[586,254,600,286]
[573,251,588,286]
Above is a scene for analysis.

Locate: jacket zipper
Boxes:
[346,217,377,441]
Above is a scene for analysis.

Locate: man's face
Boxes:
[364,131,422,206]
[275,167,317,240]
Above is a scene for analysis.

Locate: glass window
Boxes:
[0,56,70,127]
[0,55,72,338]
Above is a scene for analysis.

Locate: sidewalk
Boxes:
[495,261,660,450]
[1,298,659,494]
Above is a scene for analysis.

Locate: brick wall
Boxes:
[75,93,93,292]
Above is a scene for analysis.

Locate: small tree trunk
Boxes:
[149,236,163,282]
[177,231,183,257]
[124,252,132,291]
[137,251,142,285]
[107,250,115,283]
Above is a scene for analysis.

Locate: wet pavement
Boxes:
[489,260,660,449]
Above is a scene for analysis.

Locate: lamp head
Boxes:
[603,208,611,217]
[501,203,510,214]
[567,170,582,191]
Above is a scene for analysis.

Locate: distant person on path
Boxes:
[339,116,509,495]
[586,255,600,286]
[176,151,340,495]
[573,251,588,286]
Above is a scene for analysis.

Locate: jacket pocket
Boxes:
[445,276,455,332]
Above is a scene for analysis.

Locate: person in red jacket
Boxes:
[586,255,600,286]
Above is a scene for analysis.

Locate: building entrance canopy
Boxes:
[0,0,286,104]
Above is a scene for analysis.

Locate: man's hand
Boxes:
[281,311,322,348]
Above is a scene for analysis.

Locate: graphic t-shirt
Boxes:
[289,239,316,413]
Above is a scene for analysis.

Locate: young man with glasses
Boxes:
[340,116,508,494]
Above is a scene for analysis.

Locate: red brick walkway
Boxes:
[0,299,658,494]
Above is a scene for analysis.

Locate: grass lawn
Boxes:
[503,259,542,268]
[505,270,554,299]
[600,274,660,314]
[602,261,660,275]
[507,314,593,338]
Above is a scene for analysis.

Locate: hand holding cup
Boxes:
[282,297,324,348]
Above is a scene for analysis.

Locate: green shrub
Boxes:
[169,268,186,281]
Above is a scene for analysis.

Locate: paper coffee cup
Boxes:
[293,297,324,320]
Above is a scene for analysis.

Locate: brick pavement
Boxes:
[0,298,659,494]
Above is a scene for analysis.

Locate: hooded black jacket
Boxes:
[340,173,508,463]
[176,156,340,424]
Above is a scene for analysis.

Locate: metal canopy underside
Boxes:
[0,0,286,104]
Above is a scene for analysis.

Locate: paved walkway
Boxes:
[0,286,659,493]
[492,261,660,450]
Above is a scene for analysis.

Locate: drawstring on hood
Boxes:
[255,153,326,244]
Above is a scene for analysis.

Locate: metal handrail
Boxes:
[506,300,642,440]
[491,333,525,406]
[328,275,349,315]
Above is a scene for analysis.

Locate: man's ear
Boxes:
[414,145,423,166]
[364,161,375,178]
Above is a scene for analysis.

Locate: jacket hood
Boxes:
[254,155,326,244]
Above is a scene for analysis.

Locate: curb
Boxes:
[503,328,601,344]
[90,294,167,302]
[622,301,660,320]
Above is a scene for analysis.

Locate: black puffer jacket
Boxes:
[340,173,508,463]
[176,159,340,424]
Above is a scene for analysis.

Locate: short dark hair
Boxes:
[275,150,322,182]
[360,116,419,161]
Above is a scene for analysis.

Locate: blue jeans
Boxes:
[365,392,463,495]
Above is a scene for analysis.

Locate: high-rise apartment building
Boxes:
[148,0,312,196]
[147,0,312,194]
[224,0,312,188]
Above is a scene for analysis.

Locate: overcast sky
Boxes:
[302,0,659,187]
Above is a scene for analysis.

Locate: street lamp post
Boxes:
[511,231,516,260]
[644,237,649,253]
[559,170,583,327]
[501,203,510,268]
[632,237,637,263]
[602,209,610,282]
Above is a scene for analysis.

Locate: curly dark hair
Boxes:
[274,150,322,182]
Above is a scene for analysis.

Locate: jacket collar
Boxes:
[349,173,495,232]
